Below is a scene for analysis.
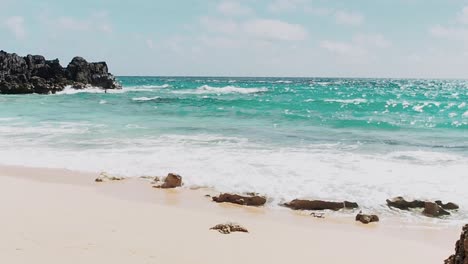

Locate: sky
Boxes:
[1,0,468,78]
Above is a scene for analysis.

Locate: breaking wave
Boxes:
[173,85,268,95]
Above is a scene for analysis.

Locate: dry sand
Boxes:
[0,165,462,264]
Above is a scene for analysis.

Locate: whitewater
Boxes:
[0,77,467,223]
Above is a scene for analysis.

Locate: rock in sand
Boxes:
[212,193,267,206]
[210,223,249,234]
[283,199,359,211]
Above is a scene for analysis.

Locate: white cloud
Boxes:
[4,16,26,39]
[320,40,353,54]
[429,6,468,40]
[429,24,468,39]
[146,39,155,49]
[43,12,112,34]
[217,1,252,16]
[334,11,364,26]
[458,6,468,24]
[268,0,302,13]
[243,19,308,41]
[200,17,307,41]
[353,34,391,48]
[320,34,390,56]
[199,17,239,34]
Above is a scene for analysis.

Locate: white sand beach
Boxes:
[0,165,461,264]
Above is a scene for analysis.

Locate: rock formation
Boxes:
[210,223,249,234]
[436,200,460,210]
[386,197,458,217]
[212,193,267,206]
[0,50,121,94]
[283,199,359,211]
[422,202,450,217]
[445,224,467,264]
[386,197,425,210]
[355,212,380,224]
[153,173,183,189]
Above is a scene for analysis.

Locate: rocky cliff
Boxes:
[0,50,121,94]
[445,224,468,264]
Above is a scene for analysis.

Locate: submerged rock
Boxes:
[210,223,248,234]
[355,212,379,224]
[95,172,125,182]
[153,173,182,189]
[445,224,467,264]
[283,199,359,211]
[423,202,451,217]
[212,193,267,206]
[0,50,121,94]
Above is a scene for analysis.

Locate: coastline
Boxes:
[0,164,461,263]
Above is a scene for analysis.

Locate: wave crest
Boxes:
[173,85,268,95]
[132,96,160,102]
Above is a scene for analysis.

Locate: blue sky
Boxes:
[1,0,468,78]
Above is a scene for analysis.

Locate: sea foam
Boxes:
[173,85,268,95]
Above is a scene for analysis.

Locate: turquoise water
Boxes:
[0,77,467,222]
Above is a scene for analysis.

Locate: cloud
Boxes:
[146,39,155,49]
[42,12,112,34]
[320,40,353,54]
[334,10,364,26]
[217,1,252,16]
[268,0,302,13]
[429,24,468,39]
[320,34,390,56]
[243,19,308,41]
[199,17,239,34]
[429,7,468,40]
[458,6,468,24]
[200,17,307,41]
[4,16,26,39]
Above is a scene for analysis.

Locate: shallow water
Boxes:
[0,77,467,223]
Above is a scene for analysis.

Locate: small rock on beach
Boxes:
[283,199,359,211]
[210,223,249,234]
[212,193,267,206]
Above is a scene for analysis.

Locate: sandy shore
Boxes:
[0,165,462,264]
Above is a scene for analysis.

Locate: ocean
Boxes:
[0,77,467,222]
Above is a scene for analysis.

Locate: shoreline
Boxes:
[0,164,462,263]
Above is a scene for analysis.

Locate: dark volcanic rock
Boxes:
[212,193,267,206]
[283,199,359,211]
[436,200,460,210]
[387,197,459,218]
[386,196,425,210]
[445,224,468,264]
[0,50,121,94]
[422,202,451,217]
[355,212,379,224]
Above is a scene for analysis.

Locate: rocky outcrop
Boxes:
[355,212,379,224]
[423,202,450,217]
[0,50,121,94]
[283,199,358,211]
[386,197,425,210]
[210,223,249,234]
[212,193,267,206]
[387,197,458,217]
[153,173,183,189]
[445,224,467,264]
[436,200,460,210]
